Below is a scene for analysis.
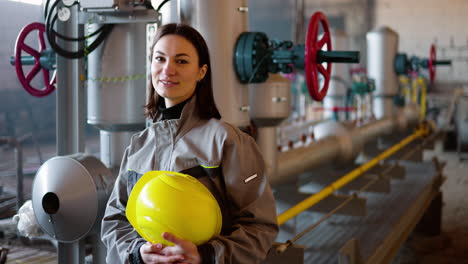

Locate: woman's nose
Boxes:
[162,61,176,75]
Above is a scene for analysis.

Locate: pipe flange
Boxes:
[234,32,271,83]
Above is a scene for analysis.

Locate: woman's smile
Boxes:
[159,79,180,87]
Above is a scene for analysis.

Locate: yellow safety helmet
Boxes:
[126,171,222,246]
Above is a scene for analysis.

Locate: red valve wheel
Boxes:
[14,22,56,97]
[428,44,436,84]
[305,12,332,101]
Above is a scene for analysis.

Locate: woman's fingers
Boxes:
[141,242,164,254]
[160,232,201,264]
[145,253,185,263]
[140,242,185,263]
[162,232,185,245]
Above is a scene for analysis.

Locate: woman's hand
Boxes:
[139,241,185,264]
[160,232,201,264]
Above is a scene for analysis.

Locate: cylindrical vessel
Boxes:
[100,130,133,169]
[87,23,147,132]
[32,154,114,242]
[366,26,399,119]
[179,0,250,127]
[155,0,179,24]
[249,74,291,127]
[323,30,350,120]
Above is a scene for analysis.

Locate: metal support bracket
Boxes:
[339,238,363,264]
[262,242,305,264]
[78,9,160,24]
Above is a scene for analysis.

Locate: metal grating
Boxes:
[0,244,57,264]
[275,160,439,263]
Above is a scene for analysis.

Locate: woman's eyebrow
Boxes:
[155,51,190,57]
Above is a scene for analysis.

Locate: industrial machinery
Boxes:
[366,26,451,119]
[7,1,445,264]
[394,44,451,84]
[10,1,158,263]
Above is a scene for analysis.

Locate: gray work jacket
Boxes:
[101,96,278,264]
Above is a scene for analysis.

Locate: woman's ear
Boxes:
[198,64,208,81]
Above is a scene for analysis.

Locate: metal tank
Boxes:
[87,23,147,168]
[178,0,250,127]
[323,29,350,120]
[87,23,147,132]
[366,26,399,119]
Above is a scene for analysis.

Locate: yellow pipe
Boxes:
[417,77,427,120]
[411,78,418,104]
[399,76,411,103]
[277,126,428,225]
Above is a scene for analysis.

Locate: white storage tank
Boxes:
[366,26,399,119]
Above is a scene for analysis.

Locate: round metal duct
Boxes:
[32,154,114,242]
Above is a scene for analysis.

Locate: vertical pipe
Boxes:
[56,3,85,156]
[55,3,84,264]
[100,131,133,169]
[293,0,305,44]
[256,127,278,180]
[89,233,107,264]
[58,240,85,264]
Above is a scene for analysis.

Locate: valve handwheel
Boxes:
[428,44,436,84]
[14,22,56,97]
[305,12,332,101]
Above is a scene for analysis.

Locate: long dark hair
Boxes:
[145,23,221,120]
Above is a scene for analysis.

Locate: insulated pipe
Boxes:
[272,104,420,186]
[275,136,342,185]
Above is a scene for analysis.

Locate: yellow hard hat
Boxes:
[126,171,222,246]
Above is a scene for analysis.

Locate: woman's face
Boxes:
[151,34,207,108]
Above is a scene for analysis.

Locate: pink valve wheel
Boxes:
[14,22,56,97]
[428,44,436,84]
[305,12,332,101]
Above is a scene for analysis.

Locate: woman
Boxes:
[101,23,278,264]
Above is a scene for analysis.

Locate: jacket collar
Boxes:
[152,95,202,141]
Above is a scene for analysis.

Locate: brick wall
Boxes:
[375,0,468,84]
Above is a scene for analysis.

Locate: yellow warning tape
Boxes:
[82,74,147,83]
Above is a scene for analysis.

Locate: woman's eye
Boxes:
[154,56,164,62]
[177,59,188,64]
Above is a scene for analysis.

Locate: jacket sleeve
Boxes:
[209,127,279,264]
[101,147,146,264]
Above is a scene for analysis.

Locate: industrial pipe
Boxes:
[277,124,429,225]
[272,104,420,186]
